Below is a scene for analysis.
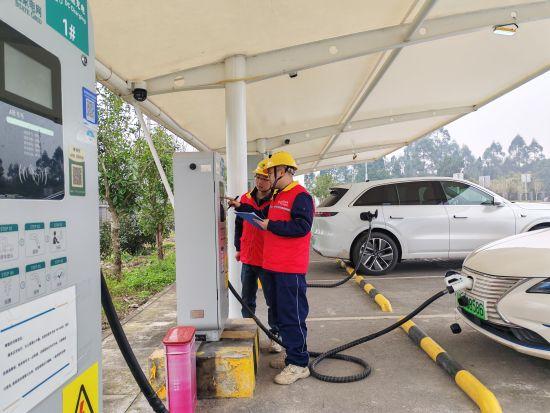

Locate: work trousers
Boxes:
[240,263,279,336]
[264,271,309,367]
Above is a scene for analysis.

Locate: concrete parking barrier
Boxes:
[401,319,502,413]
[340,263,393,312]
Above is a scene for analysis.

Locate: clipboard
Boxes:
[235,211,264,230]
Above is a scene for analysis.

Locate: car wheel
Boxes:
[352,231,398,275]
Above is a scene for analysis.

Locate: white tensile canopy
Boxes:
[90,0,550,315]
[91,0,550,173]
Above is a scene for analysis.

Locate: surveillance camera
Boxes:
[288,71,298,79]
[284,138,291,145]
[132,81,148,102]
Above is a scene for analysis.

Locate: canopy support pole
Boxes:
[225,55,248,318]
[135,107,175,208]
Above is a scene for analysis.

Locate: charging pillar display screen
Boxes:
[1,6,101,413]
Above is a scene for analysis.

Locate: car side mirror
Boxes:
[493,200,503,207]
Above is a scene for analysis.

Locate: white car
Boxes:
[312,177,550,275]
[456,228,550,360]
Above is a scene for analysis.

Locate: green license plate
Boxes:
[457,292,487,321]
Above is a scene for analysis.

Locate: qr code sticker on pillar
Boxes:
[69,146,86,196]
[82,87,97,125]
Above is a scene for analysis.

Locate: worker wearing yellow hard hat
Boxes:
[253,151,314,385]
[227,159,282,353]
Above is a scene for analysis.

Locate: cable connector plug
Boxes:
[444,270,473,294]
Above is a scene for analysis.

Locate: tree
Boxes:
[0,158,4,183]
[135,125,176,260]
[507,134,529,171]
[367,159,389,180]
[304,172,315,193]
[526,139,545,163]
[482,141,505,176]
[97,86,139,279]
[533,159,550,198]
[311,174,337,202]
[387,155,403,177]
[353,163,367,182]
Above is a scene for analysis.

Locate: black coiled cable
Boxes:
[229,281,448,383]
[101,271,169,413]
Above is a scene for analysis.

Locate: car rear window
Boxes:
[319,188,348,207]
[395,181,444,205]
[354,184,398,206]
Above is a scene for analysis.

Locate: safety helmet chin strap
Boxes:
[270,166,291,191]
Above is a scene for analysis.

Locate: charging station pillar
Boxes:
[224,55,248,318]
[1,4,101,413]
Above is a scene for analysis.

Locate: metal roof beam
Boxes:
[298,156,388,176]
[298,65,550,175]
[249,105,473,152]
[225,105,472,153]
[313,0,437,168]
[144,2,550,95]
[296,142,401,164]
[95,61,211,151]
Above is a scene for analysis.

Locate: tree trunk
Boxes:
[110,207,122,280]
[156,223,164,260]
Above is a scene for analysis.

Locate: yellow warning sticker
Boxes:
[63,363,99,413]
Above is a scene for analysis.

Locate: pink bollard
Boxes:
[163,326,197,413]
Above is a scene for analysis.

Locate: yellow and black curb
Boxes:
[336,260,393,312]
[401,319,502,413]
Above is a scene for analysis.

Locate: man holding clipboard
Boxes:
[227,160,282,354]
[253,151,314,386]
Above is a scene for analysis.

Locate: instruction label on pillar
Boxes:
[0,224,20,263]
[0,267,20,309]
[50,257,68,290]
[45,0,89,54]
[0,286,77,413]
[62,362,98,413]
[49,221,67,253]
[69,146,86,196]
[25,222,46,258]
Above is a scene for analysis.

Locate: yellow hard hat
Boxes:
[265,151,298,170]
[253,159,269,177]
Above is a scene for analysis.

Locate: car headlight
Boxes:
[526,278,550,294]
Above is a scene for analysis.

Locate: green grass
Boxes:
[102,243,176,321]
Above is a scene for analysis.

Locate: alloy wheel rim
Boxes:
[359,238,394,271]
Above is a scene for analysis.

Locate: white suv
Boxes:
[312,177,550,275]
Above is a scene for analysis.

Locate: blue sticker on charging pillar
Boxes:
[69,146,85,196]
[82,87,97,125]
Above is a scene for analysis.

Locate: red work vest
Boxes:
[239,192,268,267]
[263,182,312,274]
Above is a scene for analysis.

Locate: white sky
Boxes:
[445,71,550,157]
